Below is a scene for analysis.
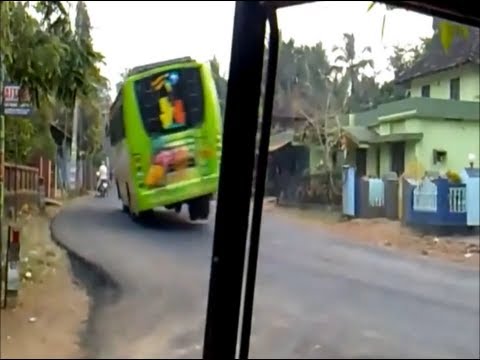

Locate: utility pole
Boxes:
[70,2,84,193]
[0,52,5,263]
[69,97,80,192]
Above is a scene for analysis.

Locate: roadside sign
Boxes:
[1,84,32,117]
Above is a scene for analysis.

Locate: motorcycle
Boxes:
[96,172,109,198]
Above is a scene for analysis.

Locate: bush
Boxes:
[445,170,462,184]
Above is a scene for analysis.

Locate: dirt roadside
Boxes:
[0,206,89,359]
[271,205,480,269]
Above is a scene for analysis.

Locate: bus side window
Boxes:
[109,113,115,146]
[110,92,124,145]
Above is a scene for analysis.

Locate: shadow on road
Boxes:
[90,195,210,231]
[67,250,121,359]
[131,210,206,232]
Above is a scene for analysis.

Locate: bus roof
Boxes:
[110,56,198,113]
[128,56,195,77]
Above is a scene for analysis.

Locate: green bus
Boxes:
[108,57,222,221]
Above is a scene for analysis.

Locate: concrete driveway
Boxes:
[52,195,480,359]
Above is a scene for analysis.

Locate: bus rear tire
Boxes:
[127,186,153,221]
[188,195,210,221]
[130,209,155,222]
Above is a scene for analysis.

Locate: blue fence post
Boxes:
[342,165,356,217]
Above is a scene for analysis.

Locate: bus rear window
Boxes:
[134,67,204,135]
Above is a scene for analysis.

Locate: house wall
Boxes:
[378,142,413,177]
[414,119,480,172]
[368,118,469,177]
[377,123,390,136]
[367,120,418,177]
[379,144,390,176]
[405,142,417,171]
[375,122,408,137]
[366,146,377,176]
[410,64,480,101]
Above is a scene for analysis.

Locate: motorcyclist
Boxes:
[96,160,109,195]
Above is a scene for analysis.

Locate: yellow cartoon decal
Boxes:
[159,97,173,128]
[150,72,185,129]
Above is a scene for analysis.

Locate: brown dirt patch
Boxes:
[273,206,480,269]
[0,206,89,359]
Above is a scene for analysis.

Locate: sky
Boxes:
[83,1,435,98]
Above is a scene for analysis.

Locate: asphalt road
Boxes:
[52,195,480,359]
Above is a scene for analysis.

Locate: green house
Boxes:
[343,24,480,178]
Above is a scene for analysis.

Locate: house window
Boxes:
[450,78,460,100]
[421,85,430,98]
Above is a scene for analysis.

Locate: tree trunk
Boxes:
[69,96,80,191]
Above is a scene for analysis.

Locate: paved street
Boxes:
[52,195,480,359]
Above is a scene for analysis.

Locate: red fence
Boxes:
[4,163,39,194]
[4,163,40,215]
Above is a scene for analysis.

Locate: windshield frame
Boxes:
[202,1,480,360]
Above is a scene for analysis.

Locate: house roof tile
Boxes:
[396,21,479,83]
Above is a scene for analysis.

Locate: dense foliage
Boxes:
[0,1,108,164]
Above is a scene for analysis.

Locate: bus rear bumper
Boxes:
[137,174,219,211]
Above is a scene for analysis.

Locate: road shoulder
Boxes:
[271,205,480,269]
[0,206,89,359]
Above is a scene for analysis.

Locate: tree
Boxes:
[281,41,350,199]
[209,56,227,116]
[1,1,70,163]
[332,33,374,112]
[3,2,81,105]
[350,75,382,111]
[1,1,106,169]
[74,1,108,158]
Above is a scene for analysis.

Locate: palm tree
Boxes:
[332,33,374,105]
